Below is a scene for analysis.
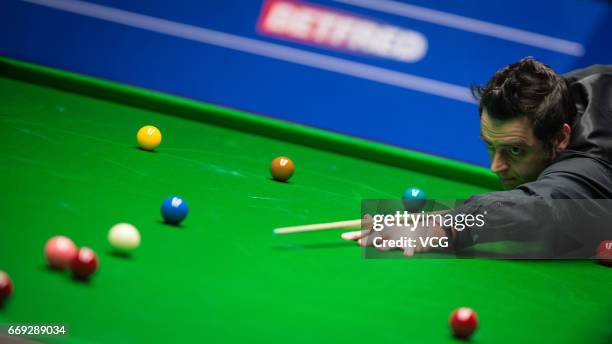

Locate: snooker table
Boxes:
[0,57,611,344]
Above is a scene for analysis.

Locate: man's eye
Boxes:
[508,146,523,156]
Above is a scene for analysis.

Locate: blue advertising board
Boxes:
[2,0,610,165]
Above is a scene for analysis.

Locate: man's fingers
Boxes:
[358,231,382,247]
[362,213,374,231]
[341,230,364,240]
[358,236,372,247]
[341,225,374,241]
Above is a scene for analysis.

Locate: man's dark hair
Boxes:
[472,57,577,155]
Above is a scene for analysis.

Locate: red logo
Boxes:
[257,0,427,63]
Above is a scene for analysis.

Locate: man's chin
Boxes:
[500,178,519,189]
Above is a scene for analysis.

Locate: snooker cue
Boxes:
[273,210,447,235]
[273,219,363,235]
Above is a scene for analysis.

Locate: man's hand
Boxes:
[341,213,450,257]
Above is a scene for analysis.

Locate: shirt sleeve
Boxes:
[450,155,612,257]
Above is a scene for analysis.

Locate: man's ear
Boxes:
[555,123,572,152]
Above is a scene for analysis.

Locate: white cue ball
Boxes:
[108,223,141,252]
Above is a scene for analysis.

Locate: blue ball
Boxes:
[161,196,188,225]
[402,187,426,212]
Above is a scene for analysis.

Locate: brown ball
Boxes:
[270,156,294,182]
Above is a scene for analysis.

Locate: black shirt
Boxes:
[452,65,612,258]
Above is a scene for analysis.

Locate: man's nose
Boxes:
[490,152,508,173]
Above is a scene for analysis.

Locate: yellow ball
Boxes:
[137,125,162,151]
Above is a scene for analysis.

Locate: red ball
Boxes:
[44,236,78,270]
[270,156,294,182]
[597,240,612,267]
[450,307,478,339]
[0,271,13,304]
[70,247,99,280]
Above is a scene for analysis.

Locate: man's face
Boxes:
[480,109,551,189]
